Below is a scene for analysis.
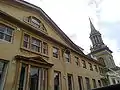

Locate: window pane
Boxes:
[23,41,28,48]
[5,35,11,42]
[18,64,27,90]
[85,77,91,90]
[0,24,13,42]
[98,80,102,87]
[31,45,40,52]
[78,76,83,90]
[68,74,73,90]
[24,34,29,42]
[65,50,70,62]
[92,79,97,88]
[0,32,4,39]
[82,60,86,68]
[31,38,41,52]
[43,42,48,55]
[29,67,39,90]
[23,34,30,48]
[54,72,61,90]
[6,28,12,35]
[0,25,5,33]
[53,47,59,58]
[0,61,7,89]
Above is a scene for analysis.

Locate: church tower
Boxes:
[89,18,116,68]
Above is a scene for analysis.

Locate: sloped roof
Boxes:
[12,0,84,54]
[0,0,104,65]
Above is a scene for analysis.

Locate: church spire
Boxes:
[89,18,104,51]
[89,18,100,36]
[89,18,96,33]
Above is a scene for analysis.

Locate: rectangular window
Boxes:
[92,79,97,88]
[78,76,83,90]
[31,37,42,52]
[88,63,93,71]
[43,42,48,55]
[65,50,70,62]
[82,60,86,68]
[18,64,27,90]
[0,24,13,42]
[53,47,59,58]
[29,66,39,90]
[94,65,98,72]
[54,71,61,90]
[85,77,91,90]
[98,80,102,87]
[112,78,116,85]
[18,64,48,90]
[75,57,79,66]
[23,34,30,48]
[99,67,103,74]
[67,74,73,90]
[0,61,7,90]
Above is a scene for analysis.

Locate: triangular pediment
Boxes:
[0,0,84,54]
[15,55,53,67]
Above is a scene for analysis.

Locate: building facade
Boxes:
[0,1,105,90]
[89,19,120,86]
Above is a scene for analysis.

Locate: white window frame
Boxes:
[0,24,14,43]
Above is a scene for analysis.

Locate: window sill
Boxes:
[0,39,12,44]
[20,47,49,59]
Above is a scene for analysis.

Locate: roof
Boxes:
[111,66,120,71]
[90,46,113,54]
[0,0,103,65]
[89,18,101,37]
[13,0,84,54]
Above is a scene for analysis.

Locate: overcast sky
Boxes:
[25,0,120,66]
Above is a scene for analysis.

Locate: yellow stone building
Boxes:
[0,1,105,90]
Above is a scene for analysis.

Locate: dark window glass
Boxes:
[68,74,73,90]
[98,80,102,87]
[88,63,93,71]
[82,60,86,68]
[0,24,13,42]
[18,64,27,90]
[29,67,39,90]
[78,76,83,90]
[112,78,116,84]
[92,79,97,88]
[53,47,59,58]
[23,34,30,48]
[54,72,61,90]
[85,77,91,90]
[75,57,79,66]
[31,37,41,52]
[43,42,48,55]
[65,50,70,62]
[94,65,98,72]
[0,61,7,89]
